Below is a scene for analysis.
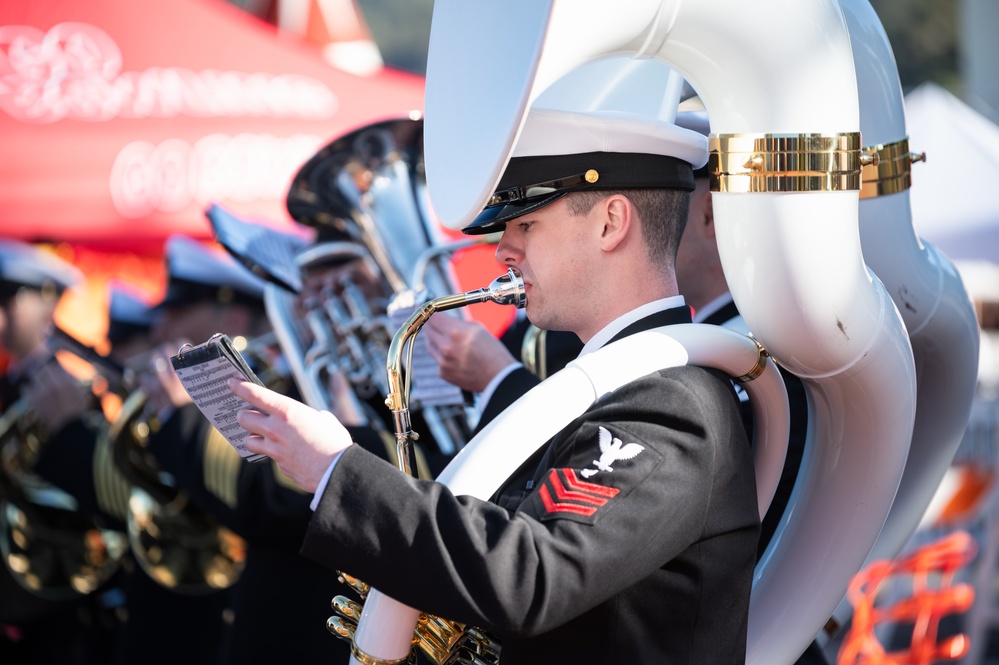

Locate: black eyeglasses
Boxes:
[486,169,599,207]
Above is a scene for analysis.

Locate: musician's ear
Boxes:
[599,194,634,252]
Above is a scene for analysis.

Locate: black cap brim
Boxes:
[463,191,572,235]
[462,152,694,235]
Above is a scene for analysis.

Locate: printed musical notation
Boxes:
[387,305,466,408]
[171,334,268,462]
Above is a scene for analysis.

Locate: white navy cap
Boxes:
[158,235,267,309]
[463,107,708,235]
[107,280,156,343]
[0,239,82,299]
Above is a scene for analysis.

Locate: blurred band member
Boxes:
[0,239,114,664]
[140,234,380,664]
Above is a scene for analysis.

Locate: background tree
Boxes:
[356,0,961,94]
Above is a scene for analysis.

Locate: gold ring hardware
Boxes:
[860,138,927,199]
[735,336,770,383]
[708,132,868,193]
[351,642,412,665]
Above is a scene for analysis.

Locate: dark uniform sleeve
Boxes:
[33,417,132,531]
[146,403,396,548]
[301,365,759,640]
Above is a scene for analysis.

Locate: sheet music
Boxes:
[171,335,268,463]
[387,305,467,408]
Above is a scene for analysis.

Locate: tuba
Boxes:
[274,115,500,457]
[818,0,981,642]
[0,327,129,599]
[336,1,977,665]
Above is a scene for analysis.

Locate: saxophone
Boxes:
[326,268,526,665]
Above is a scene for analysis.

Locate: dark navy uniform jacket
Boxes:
[302,306,760,664]
[146,400,392,664]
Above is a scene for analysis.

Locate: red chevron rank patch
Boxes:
[539,468,620,517]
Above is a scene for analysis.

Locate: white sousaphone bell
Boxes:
[347,1,980,664]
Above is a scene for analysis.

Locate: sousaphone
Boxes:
[341,2,952,665]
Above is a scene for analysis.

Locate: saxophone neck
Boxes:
[383,268,526,473]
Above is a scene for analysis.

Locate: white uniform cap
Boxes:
[463,107,707,235]
[513,107,708,168]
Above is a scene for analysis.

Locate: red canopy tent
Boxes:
[0,0,511,352]
[0,0,425,247]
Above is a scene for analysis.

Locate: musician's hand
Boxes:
[231,379,353,493]
[139,343,192,416]
[424,314,517,392]
[22,362,90,434]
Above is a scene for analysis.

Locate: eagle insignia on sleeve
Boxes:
[532,426,649,523]
[580,426,644,478]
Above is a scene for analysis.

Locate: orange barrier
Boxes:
[838,530,977,665]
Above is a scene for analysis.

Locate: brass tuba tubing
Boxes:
[384,267,525,475]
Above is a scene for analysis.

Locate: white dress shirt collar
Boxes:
[579,295,687,357]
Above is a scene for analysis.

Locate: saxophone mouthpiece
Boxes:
[482,266,526,308]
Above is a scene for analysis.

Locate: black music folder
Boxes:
[170,333,268,463]
[206,202,310,294]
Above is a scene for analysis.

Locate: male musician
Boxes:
[0,240,82,410]
[232,106,760,664]
[106,281,237,665]
[425,106,813,566]
[0,239,115,664]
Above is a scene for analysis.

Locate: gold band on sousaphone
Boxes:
[325,268,526,665]
[0,327,129,599]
